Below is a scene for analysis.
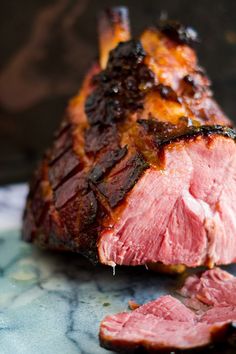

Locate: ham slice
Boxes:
[100,268,236,352]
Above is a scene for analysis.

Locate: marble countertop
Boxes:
[0,184,180,354]
[1,184,236,354]
[0,184,28,230]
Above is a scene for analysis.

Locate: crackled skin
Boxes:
[23,8,236,267]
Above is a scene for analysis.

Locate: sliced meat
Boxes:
[180,267,236,307]
[100,269,236,353]
[201,306,236,325]
[100,297,214,353]
[100,296,234,353]
[22,7,236,270]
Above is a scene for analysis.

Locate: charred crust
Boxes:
[157,19,199,46]
[82,38,155,225]
[54,172,89,209]
[138,119,236,150]
[49,128,73,164]
[155,125,236,148]
[84,124,119,155]
[89,146,128,182]
[59,190,100,260]
[95,153,149,208]
[183,74,197,87]
[138,118,177,137]
[82,38,156,235]
[182,74,201,98]
[182,73,210,100]
[23,159,70,247]
[85,39,155,126]
[155,84,181,103]
[27,162,51,227]
[59,191,98,235]
[48,148,82,190]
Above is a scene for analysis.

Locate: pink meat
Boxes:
[100,268,236,352]
[201,306,236,324]
[134,295,195,322]
[100,296,213,352]
[99,135,236,267]
[180,267,236,307]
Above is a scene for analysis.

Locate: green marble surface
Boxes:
[0,229,180,354]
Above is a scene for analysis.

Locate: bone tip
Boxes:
[100,6,129,23]
[98,7,130,32]
[98,7,131,69]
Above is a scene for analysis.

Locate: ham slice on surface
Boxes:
[100,268,236,353]
[180,267,236,307]
[22,7,236,270]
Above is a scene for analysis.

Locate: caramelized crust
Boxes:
[22,7,235,264]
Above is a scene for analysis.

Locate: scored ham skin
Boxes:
[99,269,236,353]
[22,7,236,268]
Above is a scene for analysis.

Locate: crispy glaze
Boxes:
[22,7,235,263]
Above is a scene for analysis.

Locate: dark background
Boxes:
[1,0,236,184]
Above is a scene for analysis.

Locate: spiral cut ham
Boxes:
[100,268,236,353]
[23,7,236,269]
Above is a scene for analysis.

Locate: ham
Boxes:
[22,7,236,270]
[100,268,236,352]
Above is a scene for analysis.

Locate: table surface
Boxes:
[0,184,236,354]
[0,184,180,354]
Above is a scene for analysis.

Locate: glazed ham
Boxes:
[23,7,236,269]
[100,268,236,352]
